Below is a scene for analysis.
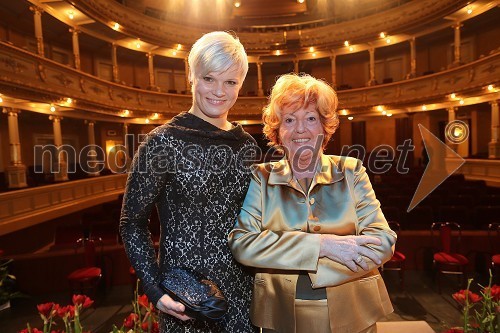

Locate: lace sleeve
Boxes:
[120,132,172,305]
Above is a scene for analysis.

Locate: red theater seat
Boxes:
[67,237,103,296]
[431,222,469,293]
[382,221,406,288]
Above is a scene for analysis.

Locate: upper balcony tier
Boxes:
[43,0,477,58]
[0,40,499,124]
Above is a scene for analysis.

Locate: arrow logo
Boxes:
[408,123,466,212]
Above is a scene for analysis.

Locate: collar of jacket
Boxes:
[268,154,345,194]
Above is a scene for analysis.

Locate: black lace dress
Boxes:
[120,112,258,332]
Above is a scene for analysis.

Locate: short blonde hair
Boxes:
[263,73,339,149]
[188,31,248,84]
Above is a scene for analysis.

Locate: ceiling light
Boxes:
[309,46,314,52]
[386,38,391,44]
[341,109,348,115]
[297,0,305,3]
[487,85,494,91]
[234,1,241,8]
[450,93,456,99]
[387,113,393,117]
[172,51,177,56]
[344,41,349,47]
[145,118,150,124]
[275,50,281,56]
[113,23,120,30]
[0,96,3,103]
[135,40,141,49]
[422,105,427,111]
[50,105,56,112]
[467,7,473,14]
[377,105,384,111]
[349,46,354,52]
[312,53,316,57]
[348,116,354,121]
[379,32,386,39]
[66,98,73,104]
[459,99,464,105]
[68,11,74,20]
[382,110,387,115]
[177,44,182,50]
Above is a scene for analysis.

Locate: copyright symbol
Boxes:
[445,120,469,144]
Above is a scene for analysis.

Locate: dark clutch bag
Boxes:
[160,267,228,321]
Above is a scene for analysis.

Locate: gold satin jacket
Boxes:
[228,155,397,333]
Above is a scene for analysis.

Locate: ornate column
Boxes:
[367,47,377,86]
[330,54,337,88]
[489,100,500,158]
[447,107,458,156]
[49,115,68,182]
[29,6,44,56]
[123,122,132,169]
[452,22,463,66]
[184,58,190,93]
[111,43,120,83]
[407,37,416,79]
[123,122,129,158]
[293,60,299,73]
[257,62,264,97]
[85,120,100,176]
[2,108,27,188]
[147,52,159,91]
[70,28,81,70]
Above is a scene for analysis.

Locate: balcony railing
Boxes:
[0,40,499,123]
[0,174,127,236]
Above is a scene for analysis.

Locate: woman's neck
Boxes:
[290,152,321,180]
[188,108,233,131]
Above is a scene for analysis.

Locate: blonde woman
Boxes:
[121,31,258,333]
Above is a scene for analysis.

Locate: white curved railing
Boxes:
[0,174,127,236]
[457,159,500,187]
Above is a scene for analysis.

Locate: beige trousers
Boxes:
[261,299,377,333]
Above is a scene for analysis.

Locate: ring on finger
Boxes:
[354,255,363,264]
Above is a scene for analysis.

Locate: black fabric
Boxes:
[161,267,228,321]
[120,112,258,332]
[295,272,327,300]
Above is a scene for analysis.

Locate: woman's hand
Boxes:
[156,294,192,321]
[319,234,383,272]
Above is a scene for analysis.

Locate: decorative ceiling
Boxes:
[26,0,482,60]
[118,0,413,31]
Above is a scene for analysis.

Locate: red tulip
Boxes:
[489,284,500,301]
[123,313,139,329]
[57,305,75,319]
[138,294,151,309]
[37,302,59,319]
[72,294,94,308]
[141,322,150,330]
[452,289,482,305]
[151,321,160,333]
[442,329,464,333]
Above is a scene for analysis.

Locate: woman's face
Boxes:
[191,64,244,125]
[278,103,324,160]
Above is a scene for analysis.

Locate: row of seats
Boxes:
[382,204,500,230]
[382,222,500,291]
